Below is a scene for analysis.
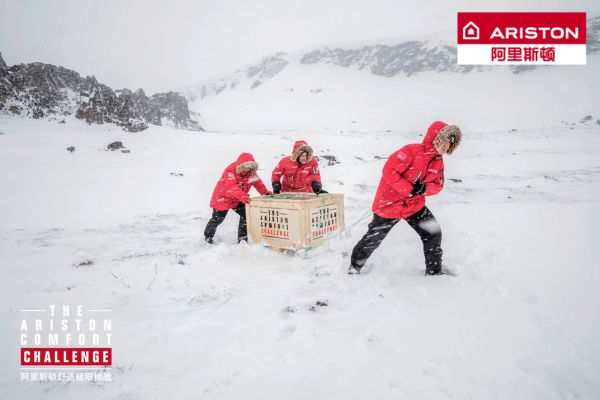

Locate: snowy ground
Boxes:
[1,116,600,399]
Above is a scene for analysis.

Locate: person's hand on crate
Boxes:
[311,181,328,195]
[272,181,282,194]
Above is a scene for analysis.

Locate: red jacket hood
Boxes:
[423,121,448,151]
[292,140,308,154]
[235,152,256,164]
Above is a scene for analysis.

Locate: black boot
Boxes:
[427,265,457,276]
[425,268,444,276]
[347,265,361,275]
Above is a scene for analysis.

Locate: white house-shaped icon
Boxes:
[463,21,480,40]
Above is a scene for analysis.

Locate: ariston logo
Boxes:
[457,12,587,65]
[463,21,480,40]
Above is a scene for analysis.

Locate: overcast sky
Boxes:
[1,0,598,93]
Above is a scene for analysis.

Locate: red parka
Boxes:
[372,121,447,219]
[272,140,321,193]
[210,153,269,210]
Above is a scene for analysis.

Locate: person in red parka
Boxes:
[204,153,270,244]
[349,121,462,275]
[271,140,327,194]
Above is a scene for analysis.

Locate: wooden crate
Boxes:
[246,193,345,250]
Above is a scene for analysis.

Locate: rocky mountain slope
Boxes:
[0,53,202,132]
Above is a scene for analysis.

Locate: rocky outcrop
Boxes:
[246,53,289,89]
[186,53,290,102]
[0,52,202,131]
[301,42,481,77]
[588,17,600,54]
[0,52,11,110]
[151,91,200,130]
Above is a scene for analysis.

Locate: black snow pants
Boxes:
[350,206,443,274]
[204,202,248,242]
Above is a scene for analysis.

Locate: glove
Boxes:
[241,195,251,204]
[311,181,325,194]
[272,181,281,194]
[411,180,427,196]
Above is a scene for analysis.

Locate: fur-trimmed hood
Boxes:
[291,140,313,162]
[424,121,462,155]
[434,124,461,155]
[234,152,259,174]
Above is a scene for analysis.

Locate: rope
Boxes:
[296,205,374,258]
[295,195,407,258]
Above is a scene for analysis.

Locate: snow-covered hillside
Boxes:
[1,116,599,399]
[183,20,600,133]
[188,58,600,133]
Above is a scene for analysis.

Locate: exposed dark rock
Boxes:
[66,146,75,153]
[32,108,44,119]
[309,300,328,311]
[580,115,593,123]
[107,141,125,151]
[74,259,94,267]
[588,17,600,54]
[151,92,201,130]
[321,155,339,166]
[126,120,149,132]
[510,65,537,74]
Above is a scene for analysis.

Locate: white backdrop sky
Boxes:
[1,0,598,93]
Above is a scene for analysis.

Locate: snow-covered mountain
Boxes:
[186,16,600,102]
[0,52,202,132]
[184,17,599,133]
